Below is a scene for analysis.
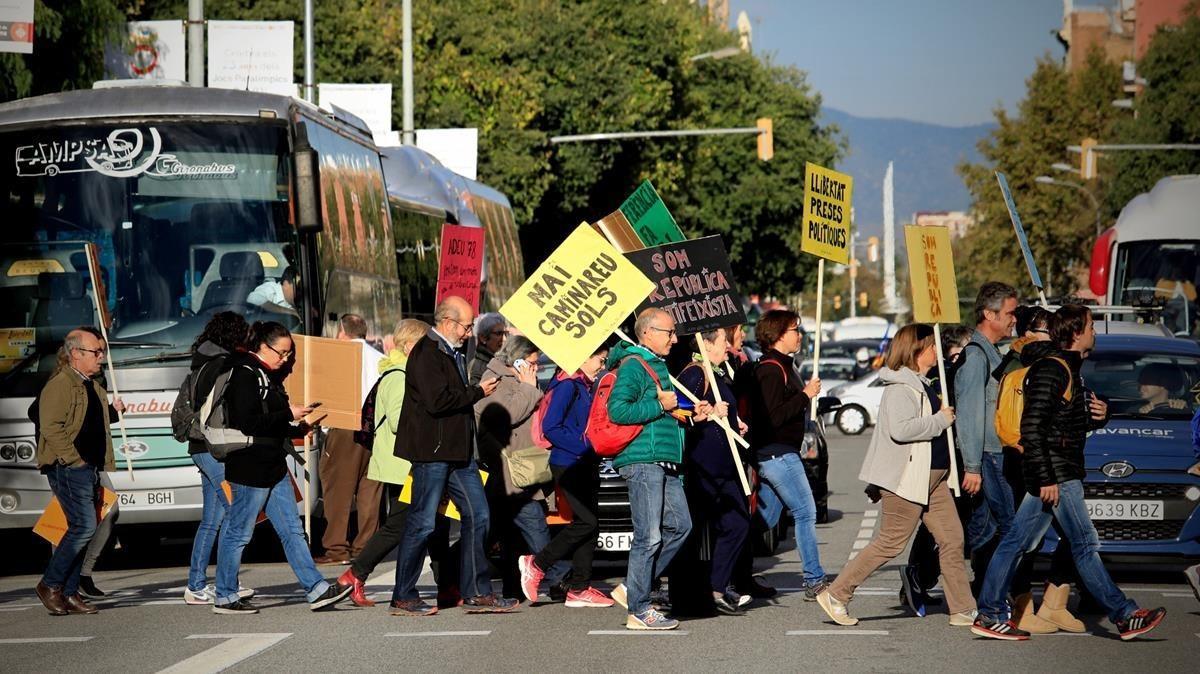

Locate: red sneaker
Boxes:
[337,568,374,608]
[517,555,545,603]
[565,586,615,608]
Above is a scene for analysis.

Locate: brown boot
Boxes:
[65,594,99,615]
[1036,583,1085,633]
[1012,592,1058,634]
[35,581,69,616]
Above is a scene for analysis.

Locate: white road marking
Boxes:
[0,637,94,644]
[0,607,32,612]
[861,518,877,527]
[786,630,889,636]
[857,528,874,538]
[156,633,292,674]
[1160,592,1194,598]
[864,510,879,517]
[588,630,690,636]
[852,540,870,550]
[384,631,492,637]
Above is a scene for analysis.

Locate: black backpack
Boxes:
[354,368,403,449]
[170,356,226,443]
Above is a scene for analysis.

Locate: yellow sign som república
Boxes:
[499,223,655,373]
[904,224,961,324]
[800,162,854,265]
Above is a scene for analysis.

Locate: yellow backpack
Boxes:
[994,356,1073,452]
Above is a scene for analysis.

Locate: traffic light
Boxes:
[1080,137,1097,180]
[858,292,868,309]
[833,294,842,311]
[867,236,879,263]
[756,117,773,161]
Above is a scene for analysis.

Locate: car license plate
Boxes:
[1085,499,1162,521]
[597,532,633,552]
[117,490,176,508]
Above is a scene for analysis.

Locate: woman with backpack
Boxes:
[517,344,613,608]
[181,311,257,605]
[816,324,974,628]
[211,321,352,614]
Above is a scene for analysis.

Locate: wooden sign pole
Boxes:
[303,339,313,539]
[694,333,752,496]
[932,325,960,497]
[83,244,133,481]
[810,258,825,420]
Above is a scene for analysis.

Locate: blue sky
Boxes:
[731,0,1073,126]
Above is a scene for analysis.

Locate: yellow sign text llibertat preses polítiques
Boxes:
[800,162,854,265]
[904,224,961,324]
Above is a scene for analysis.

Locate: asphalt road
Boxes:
[2,430,1197,673]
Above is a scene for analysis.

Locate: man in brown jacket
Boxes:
[35,327,124,616]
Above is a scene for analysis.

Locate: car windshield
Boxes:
[799,360,858,381]
[1112,241,1198,338]
[0,122,298,394]
[1083,350,1200,421]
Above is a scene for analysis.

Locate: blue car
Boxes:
[1042,334,1200,566]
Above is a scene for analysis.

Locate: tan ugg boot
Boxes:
[1012,592,1058,634]
[1036,583,1085,633]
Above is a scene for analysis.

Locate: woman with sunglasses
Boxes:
[211,321,352,614]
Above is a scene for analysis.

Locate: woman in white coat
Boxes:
[817,324,976,627]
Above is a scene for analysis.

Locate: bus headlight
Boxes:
[0,491,17,513]
[0,443,15,462]
[1186,486,1200,502]
[15,441,35,463]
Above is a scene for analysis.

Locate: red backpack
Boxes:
[586,356,661,458]
[530,371,577,449]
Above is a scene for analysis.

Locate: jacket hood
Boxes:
[1020,339,1057,365]
[485,355,510,377]
[878,366,929,390]
[378,349,408,373]
[608,340,659,365]
[1009,335,1035,355]
[191,340,231,368]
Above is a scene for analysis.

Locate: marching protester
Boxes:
[469,312,508,386]
[675,327,753,616]
[474,335,567,601]
[608,308,714,630]
[817,324,975,628]
[336,319,429,607]
[390,296,512,616]
[212,321,352,614]
[34,328,125,616]
[740,309,828,600]
[518,344,613,608]
[182,312,255,605]
[972,305,1167,641]
[955,282,1018,592]
[76,471,117,598]
[315,314,385,565]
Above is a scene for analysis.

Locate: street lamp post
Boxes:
[1035,175,1102,235]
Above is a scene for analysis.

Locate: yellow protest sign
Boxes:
[500,223,655,373]
[801,162,854,265]
[399,470,488,520]
[904,225,961,324]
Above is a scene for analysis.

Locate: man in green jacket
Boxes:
[35,327,125,616]
[609,308,717,630]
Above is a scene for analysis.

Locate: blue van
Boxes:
[1062,334,1200,565]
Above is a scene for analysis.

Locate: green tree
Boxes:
[0,1,129,102]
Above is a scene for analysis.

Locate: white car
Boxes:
[796,357,860,395]
[823,369,884,435]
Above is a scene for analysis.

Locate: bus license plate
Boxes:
[118,490,176,507]
[1085,499,1162,520]
[597,532,633,552]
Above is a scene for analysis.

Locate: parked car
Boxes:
[823,369,884,435]
[819,338,887,362]
[796,357,860,396]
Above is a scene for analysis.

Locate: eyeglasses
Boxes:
[73,347,106,357]
[266,343,293,360]
[785,326,801,333]
[648,326,677,339]
[450,319,473,333]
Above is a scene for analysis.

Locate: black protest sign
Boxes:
[624,236,746,335]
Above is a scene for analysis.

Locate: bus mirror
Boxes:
[294,146,323,233]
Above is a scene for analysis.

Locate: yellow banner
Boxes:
[399,470,488,520]
[801,162,854,265]
[904,225,961,324]
[500,223,655,373]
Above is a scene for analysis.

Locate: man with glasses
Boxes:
[390,296,510,616]
[34,327,125,616]
[468,313,508,386]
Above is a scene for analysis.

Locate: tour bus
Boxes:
[0,82,523,542]
[1090,175,1199,340]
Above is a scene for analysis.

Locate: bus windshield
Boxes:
[0,122,299,394]
[1112,240,1199,338]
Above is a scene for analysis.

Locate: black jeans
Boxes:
[534,459,599,591]
[351,484,408,580]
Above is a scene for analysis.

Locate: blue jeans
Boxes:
[758,449,825,584]
[619,463,692,615]
[511,498,569,586]
[393,460,491,602]
[188,453,229,592]
[967,452,1014,552]
[42,464,100,596]
[214,475,329,606]
[978,480,1139,625]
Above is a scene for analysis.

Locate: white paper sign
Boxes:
[319,83,394,142]
[0,0,34,54]
[416,128,479,179]
[106,21,186,81]
[207,20,296,96]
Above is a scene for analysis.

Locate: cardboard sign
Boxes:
[399,470,488,520]
[624,236,747,335]
[284,335,365,431]
[995,172,1044,290]
[592,210,645,254]
[33,489,118,546]
[904,225,961,324]
[801,162,854,265]
[620,180,685,247]
[499,223,655,373]
[435,224,485,313]
[0,0,34,55]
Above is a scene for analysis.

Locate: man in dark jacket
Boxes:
[972,305,1167,641]
[389,295,509,616]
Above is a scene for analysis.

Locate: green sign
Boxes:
[620,180,685,247]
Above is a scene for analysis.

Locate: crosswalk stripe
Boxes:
[385,631,492,637]
[786,630,889,636]
[157,634,292,674]
[0,637,95,644]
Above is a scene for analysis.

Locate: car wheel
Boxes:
[836,404,868,435]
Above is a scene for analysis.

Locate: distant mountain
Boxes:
[820,108,995,238]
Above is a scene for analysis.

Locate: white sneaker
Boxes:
[816,590,859,626]
[185,584,255,605]
[949,609,978,627]
[611,583,628,609]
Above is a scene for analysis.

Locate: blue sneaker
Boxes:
[626,607,679,630]
[900,564,926,617]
